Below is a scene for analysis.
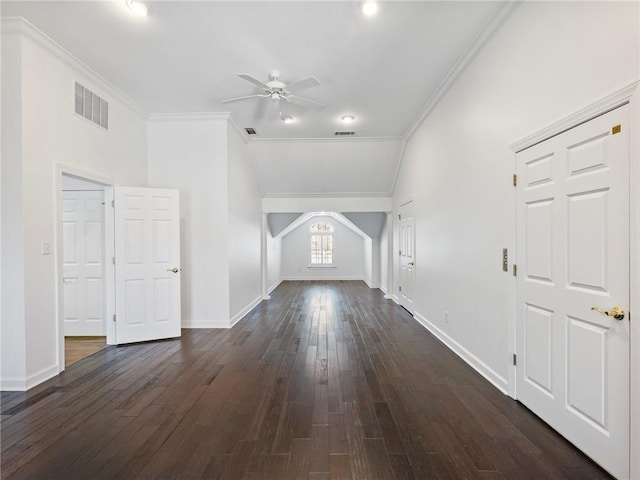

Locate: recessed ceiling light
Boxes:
[341,115,355,123]
[126,0,151,17]
[360,1,378,16]
[282,115,294,124]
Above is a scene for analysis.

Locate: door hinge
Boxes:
[612,124,621,135]
[512,353,517,366]
[398,214,401,220]
[399,285,402,292]
[112,314,116,322]
[399,250,402,256]
[112,257,115,265]
[512,264,517,277]
[111,199,115,208]
[512,174,517,187]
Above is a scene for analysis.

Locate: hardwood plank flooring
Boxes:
[1,281,612,479]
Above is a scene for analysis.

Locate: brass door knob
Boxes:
[167,267,180,273]
[591,306,625,320]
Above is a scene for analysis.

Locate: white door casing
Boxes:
[515,107,629,479]
[399,202,415,313]
[114,187,181,344]
[62,190,106,336]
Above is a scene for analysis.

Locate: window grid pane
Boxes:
[310,233,333,265]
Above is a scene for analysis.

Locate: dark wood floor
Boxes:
[1,281,611,479]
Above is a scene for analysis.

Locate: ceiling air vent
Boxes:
[75,82,108,130]
[334,131,355,136]
[245,128,257,135]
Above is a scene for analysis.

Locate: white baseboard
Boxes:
[363,279,381,289]
[230,295,263,328]
[182,319,231,328]
[413,311,509,394]
[380,285,388,295]
[268,278,283,295]
[282,275,365,281]
[387,294,400,303]
[1,363,59,391]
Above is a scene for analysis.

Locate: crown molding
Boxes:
[249,136,404,144]
[147,112,231,122]
[1,17,147,121]
[262,191,392,199]
[403,1,523,142]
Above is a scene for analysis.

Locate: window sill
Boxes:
[307,265,337,269]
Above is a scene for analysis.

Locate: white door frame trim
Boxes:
[508,80,640,478]
[54,164,116,374]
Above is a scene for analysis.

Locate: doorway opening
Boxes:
[61,173,108,366]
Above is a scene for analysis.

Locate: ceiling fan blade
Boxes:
[237,74,271,90]
[267,98,281,121]
[286,95,325,111]
[285,76,320,93]
[220,94,267,104]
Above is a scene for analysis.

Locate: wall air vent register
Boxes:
[74,82,108,130]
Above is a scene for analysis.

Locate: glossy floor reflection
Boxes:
[1,281,611,479]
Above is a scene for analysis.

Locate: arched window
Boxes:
[310,222,334,265]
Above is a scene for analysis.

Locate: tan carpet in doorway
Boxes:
[65,337,107,367]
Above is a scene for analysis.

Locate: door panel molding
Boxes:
[514,105,630,479]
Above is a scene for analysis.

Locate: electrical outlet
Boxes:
[41,241,51,255]
[444,310,449,323]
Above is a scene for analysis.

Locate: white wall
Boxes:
[392,1,639,392]
[227,126,262,323]
[281,215,366,281]
[147,115,230,328]
[363,237,373,287]
[267,231,282,293]
[371,237,381,288]
[1,32,27,385]
[1,20,148,390]
[379,217,389,293]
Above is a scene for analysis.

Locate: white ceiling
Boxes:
[2,0,504,139]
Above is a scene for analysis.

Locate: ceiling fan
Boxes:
[220,70,325,120]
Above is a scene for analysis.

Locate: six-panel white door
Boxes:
[515,106,629,479]
[63,190,106,336]
[114,187,181,344]
[399,202,415,313]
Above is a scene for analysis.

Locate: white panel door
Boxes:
[114,187,181,344]
[515,106,629,479]
[63,190,105,336]
[399,202,415,313]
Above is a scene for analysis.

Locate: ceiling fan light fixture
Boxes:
[126,0,151,16]
[341,115,355,124]
[360,1,378,16]
[282,115,294,124]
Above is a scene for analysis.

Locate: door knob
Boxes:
[591,306,625,320]
[408,262,414,266]
[167,267,180,273]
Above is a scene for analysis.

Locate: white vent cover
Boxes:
[75,82,108,129]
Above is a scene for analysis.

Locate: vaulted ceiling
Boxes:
[3,0,506,196]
